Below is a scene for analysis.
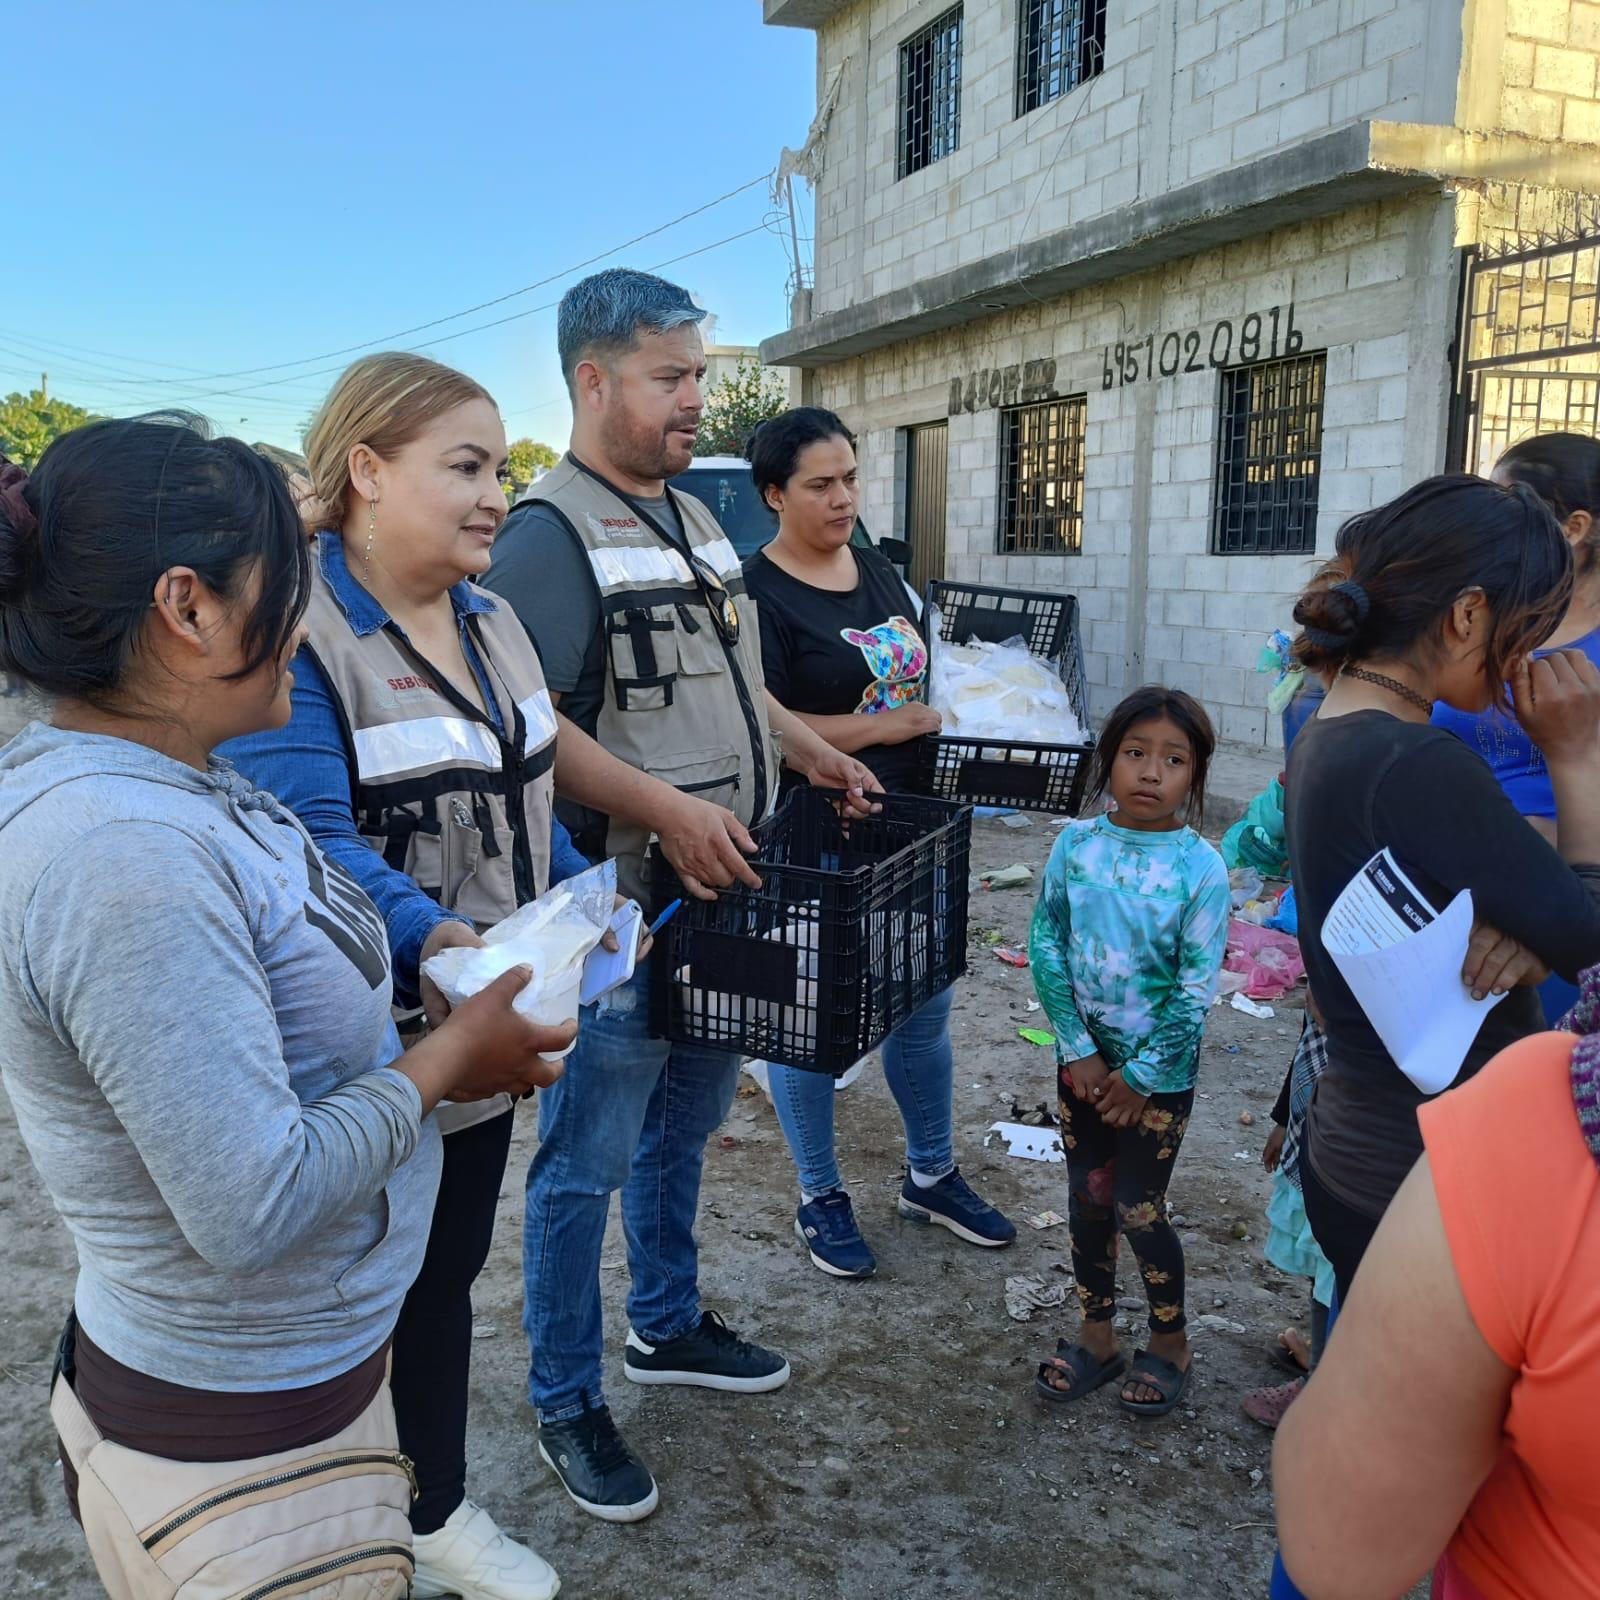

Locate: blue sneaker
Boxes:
[794,1191,877,1278]
[898,1168,1017,1247]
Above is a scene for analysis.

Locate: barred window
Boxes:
[1017,0,1106,115]
[1212,354,1326,555]
[999,395,1087,554]
[898,6,963,180]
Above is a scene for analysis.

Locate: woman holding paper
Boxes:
[222,354,590,1600]
[1433,432,1600,1022]
[1285,474,1600,1303]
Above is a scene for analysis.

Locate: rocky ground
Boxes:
[0,705,1318,1598]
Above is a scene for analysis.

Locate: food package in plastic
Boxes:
[422,859,618,1053]
[926,605,1085,745]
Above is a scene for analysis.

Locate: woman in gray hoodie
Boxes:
[0,419,569,1598]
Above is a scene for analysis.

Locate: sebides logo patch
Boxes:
[298,837,389,990]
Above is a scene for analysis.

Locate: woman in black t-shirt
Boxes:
[742,408,1016,1279]
[1285,474,1600,1301]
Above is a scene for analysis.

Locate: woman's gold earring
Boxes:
[365,498,376,578]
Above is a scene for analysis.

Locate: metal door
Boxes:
[904,421,949,596]
[1450,201,1600,473]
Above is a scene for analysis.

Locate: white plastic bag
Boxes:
[422,859,617,1058]
[926,604,1084,745]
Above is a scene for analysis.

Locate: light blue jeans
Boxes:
[521,961,741,1423]
[766,985,956,1196]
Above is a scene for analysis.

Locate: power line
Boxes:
[125,221,778,415]
[87,172,776,391]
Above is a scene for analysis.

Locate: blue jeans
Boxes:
[521,962,740,1423]
[766,985,955,1196]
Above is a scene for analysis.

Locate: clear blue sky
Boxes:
[1,0,816,450]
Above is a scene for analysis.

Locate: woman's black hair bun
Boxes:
[0,459,41,604]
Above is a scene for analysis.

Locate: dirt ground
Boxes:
[0,711,1313,1598]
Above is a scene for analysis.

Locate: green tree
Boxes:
[693,357,788,457]
[0,387,101,470]
[506,437,559,492]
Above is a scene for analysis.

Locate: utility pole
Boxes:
[40,372,48,401]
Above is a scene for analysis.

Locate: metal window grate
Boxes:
[898,6,963,180]
[1016,0,1107,115]
[1212,354,1326,555]
[999,395,1087,554]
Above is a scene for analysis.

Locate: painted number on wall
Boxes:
[1101,304,1304,389]
[948,358,1059,416]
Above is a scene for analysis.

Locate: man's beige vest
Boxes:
[521,454,776,905]
[301,562,558,1133]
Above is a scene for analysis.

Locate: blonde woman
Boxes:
[223,354,585,1600]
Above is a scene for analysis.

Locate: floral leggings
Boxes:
[1058,1071,1195,1334]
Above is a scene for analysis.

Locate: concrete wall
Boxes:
[821,189,1461,745]
[808,0,1464,319]
[1457,0,1600,141]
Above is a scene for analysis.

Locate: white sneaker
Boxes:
[411,1498,561,1600]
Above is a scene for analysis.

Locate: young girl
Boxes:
[1030,686,1231,1416]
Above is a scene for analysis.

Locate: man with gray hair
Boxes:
[485,269,879,1525]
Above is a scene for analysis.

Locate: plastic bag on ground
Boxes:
[1224,917,1305,1000]
[422,859,617,1055]
[926,604,1085,745]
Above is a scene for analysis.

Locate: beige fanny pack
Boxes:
[51,1370,415,1600]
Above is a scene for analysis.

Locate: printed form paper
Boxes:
[1321,849,1505,1095]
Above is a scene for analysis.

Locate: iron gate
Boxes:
[1450,199,1600,475]
[904,420,949,595]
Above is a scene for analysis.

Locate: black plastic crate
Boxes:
[924,580,1090,726]
[920,580,1095,814]
[649,788,971,1075]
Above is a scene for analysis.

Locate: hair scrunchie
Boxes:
[1331,578,1371,625]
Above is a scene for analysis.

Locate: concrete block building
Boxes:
[760,0,1600,745]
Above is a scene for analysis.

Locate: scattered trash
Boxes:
[1025,999,1041,1012]
[1265,883,1299,936]
[718,1134,740,1150]
[1222,1045,1241,1055]
[1005,1274,1069,1322]
[1050,816,1072,828]
[471,1322,498,1341]
[1232,1151,1253,1160]
[1009,1100,1058,1128]
[1024,1209,1066,1230]
[1017,1026,1055,1048]
[1230,993,1275,1019]
[993,945,1030,967]
[1193,1313,1248,1335]
[1225,920,1304,999]
[1230,1220,1252,1240]
[978,863,1034,890]
[987,1121,1065,1161]
[973,805,1020,817]
[1238,1110,1255,1126]
[1000,812,1034,829]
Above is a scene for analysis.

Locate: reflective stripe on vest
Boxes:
[516,454,775,907]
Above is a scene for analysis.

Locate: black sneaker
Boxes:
[538,1400,660,1523]
[623,1310,791,1393]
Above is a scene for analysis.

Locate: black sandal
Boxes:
[1034,1340,1126,1404]
[1118,1349,1191,1417]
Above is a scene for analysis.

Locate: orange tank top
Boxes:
[1420,1033,1600,1599]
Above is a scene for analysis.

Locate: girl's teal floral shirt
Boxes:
[1029,814,1231,1095]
